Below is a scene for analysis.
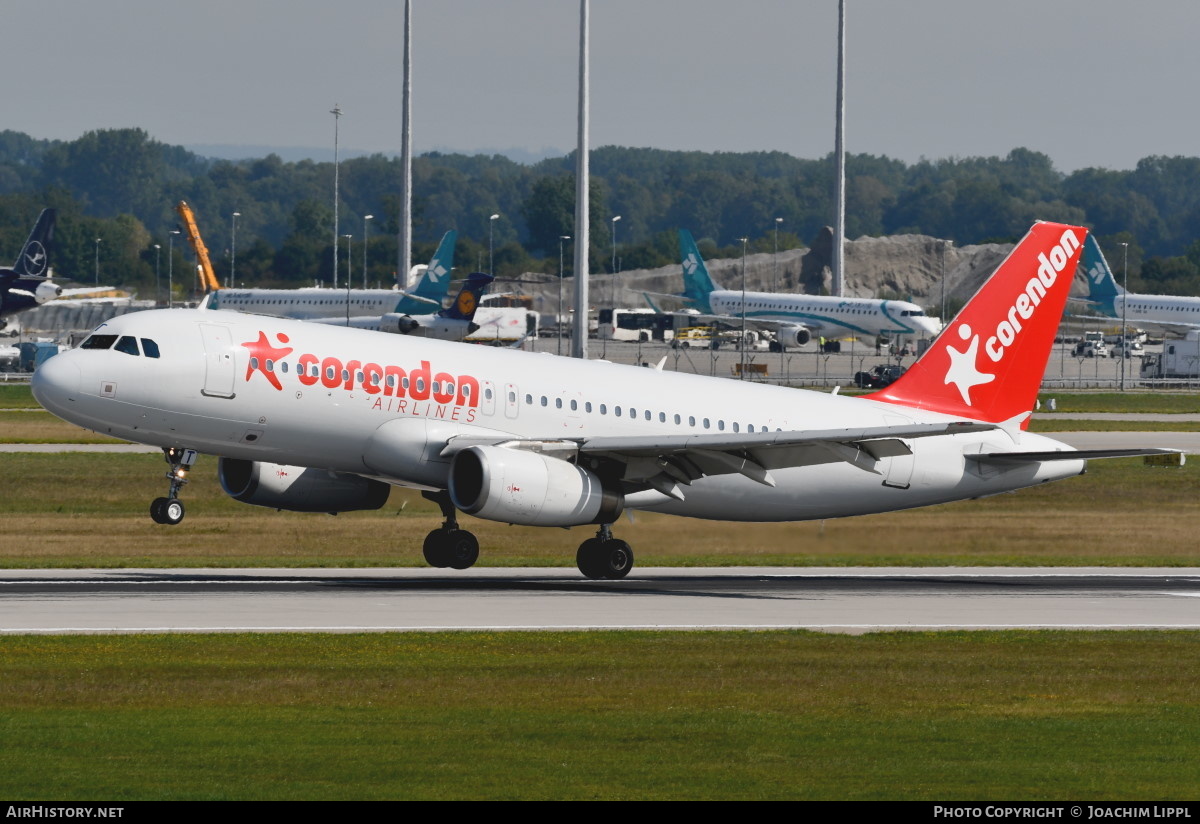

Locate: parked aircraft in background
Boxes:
[649,229,940,350]
[202,230,458,319]
[314,273,494,341]
[32,222,1170,579]
[0,209,61,328]
[1074,233,1200,335]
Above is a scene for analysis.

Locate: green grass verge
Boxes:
[0,383,37,408]
[1029,418,1200,432]
[1035,391,1200,414]
[0,631,1197,800]
[0,454,1195,567]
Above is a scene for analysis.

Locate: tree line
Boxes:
[3,128,1200,298]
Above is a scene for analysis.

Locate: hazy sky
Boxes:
[5,0,1196,172]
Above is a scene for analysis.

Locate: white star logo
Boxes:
[429,261,448,281]
[944,324,995,406]
[683,254,698,275]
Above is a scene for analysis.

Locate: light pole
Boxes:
[363,215,373,289]
[488,214,499,275]
[739,237,748,380]
[168,230,180,308]
[154,244,161,305]
[230,211,240,287]
[331,104,342,288]
[344,234,353,326]
[610,214,621,306]
[774,217,782,291]
[941,239,953,325]
[93,238,101,285]
[558,235,571,356]
[1121,241,1129,391]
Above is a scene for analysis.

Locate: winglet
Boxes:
[871,222,1086,428]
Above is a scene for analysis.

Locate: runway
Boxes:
[2,567,1199,634]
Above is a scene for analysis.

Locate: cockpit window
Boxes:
[114,336,140,356]
[141,339,160,359]
[80,334,118,350]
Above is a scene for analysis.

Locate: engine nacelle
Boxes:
[779,325,811,347]
[449,445,622,527]
[218,458,390,513]
[379,313,421,335]
[35,280,62,304]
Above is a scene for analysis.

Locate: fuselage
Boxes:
[206,288,404,320]
[1109,293,1200,331]
[707,289,941,339]
[33,308,1080,523]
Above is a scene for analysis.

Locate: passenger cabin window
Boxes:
[140,339,160,358]
[114,336,140,356]
[81,334,118,350]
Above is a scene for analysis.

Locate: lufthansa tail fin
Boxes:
[1079,233,1122,316]
[871,222,1086,427]
[8,209,55,278]
[678,229,720,313]
[438,272,493,321]
[394,230,457,314]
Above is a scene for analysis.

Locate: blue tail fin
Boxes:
[438,272,493,321]
[8,209,55,278]
[678,229,719,313]
[1080,234,1122,317]
[394,230,456,314]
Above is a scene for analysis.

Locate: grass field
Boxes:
[0,631,1197,800]
[0,453,1193,567]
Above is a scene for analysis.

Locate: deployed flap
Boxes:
[967,448,1180,464]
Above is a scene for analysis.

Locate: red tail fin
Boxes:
[872,221,1086,426]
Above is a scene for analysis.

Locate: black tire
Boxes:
[445,530,480,570]
[422,530,449,568]
[576,538,608,579]
[150,497,168,524]
[161,498,185,525]
[601,539,634,579]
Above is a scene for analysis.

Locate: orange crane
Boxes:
[175,201,221,292]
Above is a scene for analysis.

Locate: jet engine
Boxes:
[218,458,390,513]
[778,325,811,347]
[379,314,421,335]
[449,445,622,527]
[35,281,62,304]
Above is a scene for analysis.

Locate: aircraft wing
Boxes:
[667,311,815,335]
[441,421,997,492]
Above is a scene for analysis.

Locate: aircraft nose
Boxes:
[31,353,81,414]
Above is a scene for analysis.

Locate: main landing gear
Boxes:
[576,524,634,580]
[421,491,480,570]
[150,447,197,525]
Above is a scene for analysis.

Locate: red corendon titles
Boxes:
[294,354,480,408]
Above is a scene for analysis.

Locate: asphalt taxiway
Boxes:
[2,567,1198,634]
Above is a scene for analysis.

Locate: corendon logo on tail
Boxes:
[942,228,1081,407]
[240,330,481,418]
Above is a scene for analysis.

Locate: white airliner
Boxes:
[32,222,1170,579]
[313,273,493,341]
[202,229,459,320]
[657,229,941,350]
[1075,232,1200,335]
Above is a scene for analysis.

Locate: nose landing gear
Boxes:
[150,447,197,525]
